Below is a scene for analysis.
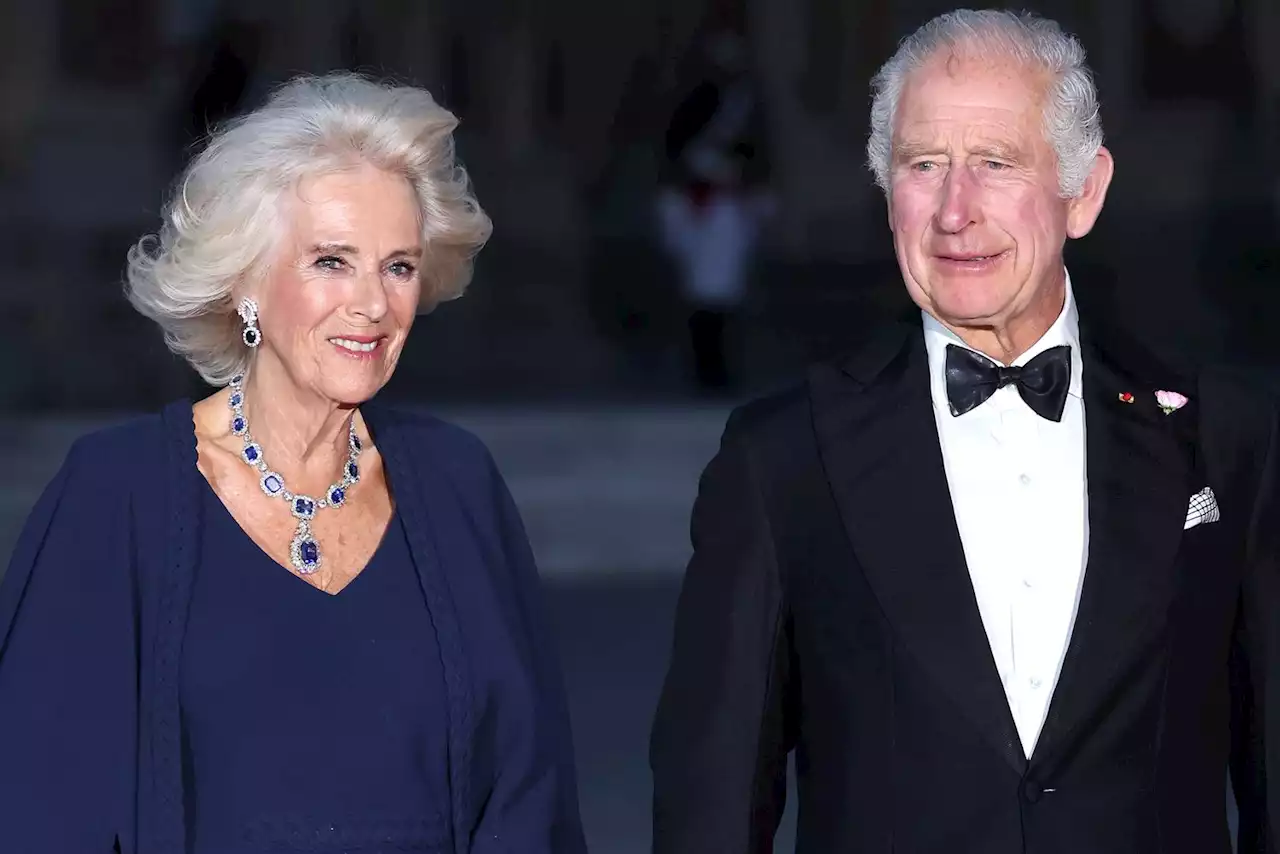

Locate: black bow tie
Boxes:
[945,343,1072,422]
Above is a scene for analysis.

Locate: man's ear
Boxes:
[1066,145,1114,239]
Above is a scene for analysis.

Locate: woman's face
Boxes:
[250,163,423,406]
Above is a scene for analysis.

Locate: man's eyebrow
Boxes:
[892,141,945,161]
[969,142,1022,161]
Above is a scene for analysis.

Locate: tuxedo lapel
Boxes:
[811,324,1026,774]
[1032,323,1197,765]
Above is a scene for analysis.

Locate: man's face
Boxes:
[887,52,1111,351]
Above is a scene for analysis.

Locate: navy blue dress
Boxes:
[183,484,450,853]
[0,401,586,854]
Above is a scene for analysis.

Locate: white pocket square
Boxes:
[1185,487,1220,530]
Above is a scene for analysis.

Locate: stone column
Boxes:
[492,20,539,162]
[744,0,807,252]
[0,0,59,174]
[749,0,887,257]
[835,0,895,226]
[1080,0,1140,134]
[0,0,55,405]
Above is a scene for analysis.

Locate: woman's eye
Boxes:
[387,261,417,278]
[315,255,346,271]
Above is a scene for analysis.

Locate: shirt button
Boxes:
[1030,677,1043,690]
[1022,577,1035,589]
[1019,473,1032,486]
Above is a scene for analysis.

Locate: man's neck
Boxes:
[942,279,1067,366]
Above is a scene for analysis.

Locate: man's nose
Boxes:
[935,167,980,234]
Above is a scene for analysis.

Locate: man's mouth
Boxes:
[939,251,1003,261]
[935,250,1010,265]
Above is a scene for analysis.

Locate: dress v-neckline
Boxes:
[196,475,398,598]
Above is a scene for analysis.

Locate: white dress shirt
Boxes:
[922,273,1089,758]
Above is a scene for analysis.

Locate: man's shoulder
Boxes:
[1198,361,1280,435]
[711,385,821,504]
[712,386,809,485]
[1111,326,1280,410]
[726,318,921,438]
[1201,361,1280,398]
[724,383,810,438]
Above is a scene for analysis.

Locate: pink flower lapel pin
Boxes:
[1155,390,1189,415]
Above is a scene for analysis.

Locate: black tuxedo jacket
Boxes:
[650,316,1280,854]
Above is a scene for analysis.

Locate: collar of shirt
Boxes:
[921,269,1084,416]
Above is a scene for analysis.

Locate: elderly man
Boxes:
[650,9,1279,853]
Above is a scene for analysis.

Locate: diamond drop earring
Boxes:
[238,297,261,348]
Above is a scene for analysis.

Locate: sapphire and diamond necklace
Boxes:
[227,374,363,575]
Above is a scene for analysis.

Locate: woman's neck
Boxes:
[240,362,353,488]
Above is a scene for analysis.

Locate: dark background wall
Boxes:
[0,0,1276,410]
[0,1,1271,849]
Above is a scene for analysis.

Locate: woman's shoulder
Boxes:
[362,403,514,529]
[41,401,197,515]
[57,407,178,482]
[2,410,176,623]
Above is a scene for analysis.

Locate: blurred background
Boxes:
[1,0,1278,850]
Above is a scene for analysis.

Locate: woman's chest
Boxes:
[180,499,453,851]
[209,462,395,591]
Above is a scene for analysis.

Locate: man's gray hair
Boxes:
[125,72,492,387]
[866,9,1103,198]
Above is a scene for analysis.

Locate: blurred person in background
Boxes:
[0,73,586,854]
[657,15,773,393]
[652,9,1280,852]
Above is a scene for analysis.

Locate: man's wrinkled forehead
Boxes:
[891,48,1051,151]
[911,43,1051,101]
[925,34,1050,77]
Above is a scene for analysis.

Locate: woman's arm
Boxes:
[467,454,587,854]
[0,438,139,853]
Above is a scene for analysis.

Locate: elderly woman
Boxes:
[0,73,586,854]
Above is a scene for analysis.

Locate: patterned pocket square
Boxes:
[1185,487,1220,530]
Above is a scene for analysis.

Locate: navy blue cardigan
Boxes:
[0,400,587,854]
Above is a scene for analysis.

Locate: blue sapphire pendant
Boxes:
[290,523,322,574]
[228,379,362,578]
